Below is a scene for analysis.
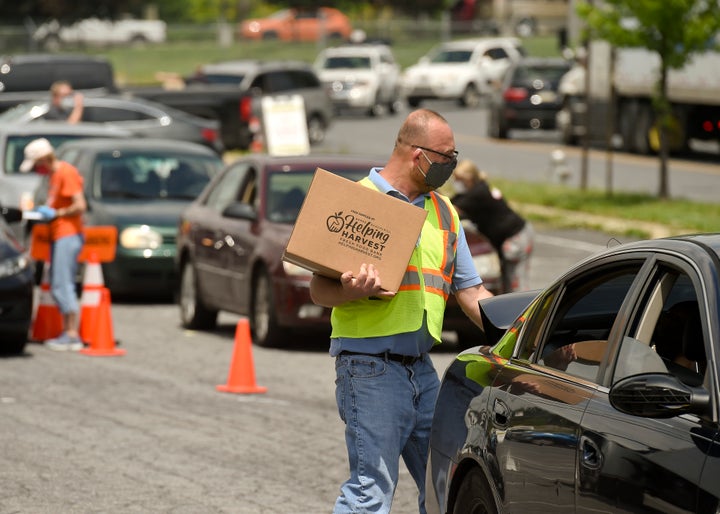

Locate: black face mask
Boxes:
[417,151,457,189]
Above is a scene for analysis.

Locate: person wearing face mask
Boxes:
[45,80,84,124]
[310,109,493,514]
[451,159,534,292]
[21,138,87,350]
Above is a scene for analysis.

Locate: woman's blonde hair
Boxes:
[454,159,488,183]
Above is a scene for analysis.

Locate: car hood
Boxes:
[88,199,191,227]
[319,69,376,82]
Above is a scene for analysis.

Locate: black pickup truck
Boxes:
[0,54,333,151]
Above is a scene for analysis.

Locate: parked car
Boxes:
[183,60,333,148]
[239,7,352,42]
[487,57,572,139]
[0,204,34,355]
[176,155,503,348]
[32,17,167,50]
[0,94,224,154]
[0,53,118,114]
[401,37,525,108]
[46,138,224,297]
[0,122,134,242]
[313,43,402,116]
[427,233,720,514]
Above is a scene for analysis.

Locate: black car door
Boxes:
[486,259,645,512]
[578,254,718,513]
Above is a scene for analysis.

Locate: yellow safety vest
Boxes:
[330,178,460,343]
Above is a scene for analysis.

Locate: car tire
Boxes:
[367,94,386,117]
[459,84,481,108]
[452,467,498,514]
[489,109,508,139]
[251,271,285,348]
[307,114,327,145]
[179,260,218,330]
[2,334,27,356]
[407,97,421,108]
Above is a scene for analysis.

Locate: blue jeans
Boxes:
[333,353,440,514]
[50,234,83,315]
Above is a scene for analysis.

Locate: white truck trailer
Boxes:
[557,40,720,155]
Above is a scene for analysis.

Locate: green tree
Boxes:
[578,0,720,199]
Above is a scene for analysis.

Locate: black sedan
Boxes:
[46,138,224,297]
[0,94,224,154]
[427,233,720,514]
[176,155,503,348]
[0,205,34,354]
[488,57,571,139]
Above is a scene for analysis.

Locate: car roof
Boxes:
[0,53,111,65]
[0,122,133,137]
[233,153,385,169]
[56,137,220,155]
[439,37,522,49]
[199,60,314,75]
[320,44,393,55]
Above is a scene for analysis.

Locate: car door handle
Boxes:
[493,398,509,426]
[580,436,603,470]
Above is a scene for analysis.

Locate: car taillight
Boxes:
[201,127,218,143]
[239,96,253,122]
[503,87,528,103]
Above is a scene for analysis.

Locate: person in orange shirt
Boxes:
[21,138,87,350]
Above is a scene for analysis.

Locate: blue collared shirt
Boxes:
[329,168,483,357]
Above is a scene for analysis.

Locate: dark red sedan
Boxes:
[176,155,503,347]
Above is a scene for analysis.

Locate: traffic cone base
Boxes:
[80,288,125,357]
[216,319,267,394]
[31,260,63,342]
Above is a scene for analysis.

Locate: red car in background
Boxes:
[239,7,352,42]
[176,155,503,348]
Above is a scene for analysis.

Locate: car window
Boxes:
[532,263,643,382]
[431,50,473,64]
[484,47,510,60]
[204,163,251,214]
[4,135,100,174]
[82,106,152,123]
[614,266,707,386]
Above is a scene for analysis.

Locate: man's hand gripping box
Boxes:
[282,168,427,293]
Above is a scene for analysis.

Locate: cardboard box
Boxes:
[283,168,427,293]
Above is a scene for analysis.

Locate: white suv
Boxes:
[401,37,525,108]
[314,44,402,116]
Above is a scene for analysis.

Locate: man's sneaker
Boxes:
[45,333,84,352]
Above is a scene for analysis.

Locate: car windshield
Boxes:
[430,49,473,64]
[266,168,368,224]
[193,73,247,86]
[513,65,570,87]
[0,102,42,123]
[3,134,100,175]
[94,152,222,200]
[323,56,372,69]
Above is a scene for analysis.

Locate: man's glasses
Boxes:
[399,139,458,162]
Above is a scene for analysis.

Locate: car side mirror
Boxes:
[0,205,23,223]
[222,201,256,221]
[609,372,710,418]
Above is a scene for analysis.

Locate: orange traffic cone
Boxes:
[216,319,267,394]
[249,116,264,153]
[80,288,126,356]
[31,260,63,342]
[79,254,104,345]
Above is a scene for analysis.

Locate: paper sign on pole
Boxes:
[261,95,310,157]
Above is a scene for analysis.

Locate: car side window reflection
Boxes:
[204,164,249,214]
[534,264,642,382]
[614,267,707,386]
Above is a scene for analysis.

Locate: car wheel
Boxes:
[261,31,279,40]
[459,84,481,108]
[179,260,218,330]
[407,97,421,108]
[367,95,386,117]
[452,467,498,514]
[1,333,27,356]
[251,271,285,348]
[307,115,326,145]
[489,109,508,139]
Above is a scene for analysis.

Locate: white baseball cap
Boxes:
[19,138,54,172]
